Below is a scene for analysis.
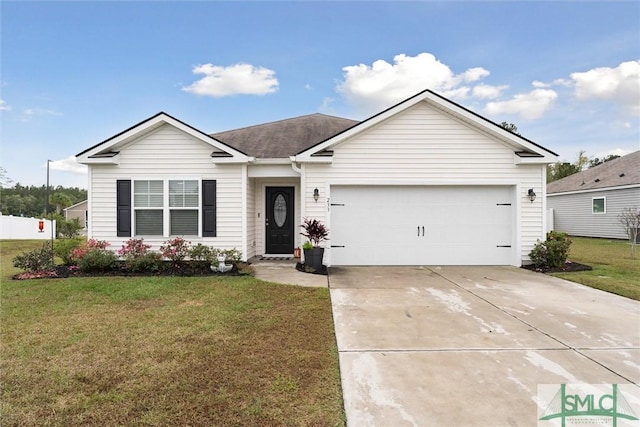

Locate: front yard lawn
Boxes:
[551,237,640,301]
[1,240,345,426]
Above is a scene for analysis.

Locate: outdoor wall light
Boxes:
[313,188,319,202]
[527,188,537,203]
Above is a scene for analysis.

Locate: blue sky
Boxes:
[1,1,639,189]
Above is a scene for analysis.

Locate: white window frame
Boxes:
[133,179,201,237]
[592,196,606,214]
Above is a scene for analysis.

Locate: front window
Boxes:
[592,197,606,214]
[169,180,199,235]
[133,179,199,236]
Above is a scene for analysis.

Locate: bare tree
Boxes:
[618,207,640,258]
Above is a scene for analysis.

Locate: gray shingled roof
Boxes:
[210,113,359,158]
[547,150,640,194]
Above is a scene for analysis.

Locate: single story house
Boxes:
[76,89,558,266]
[63,200,88,230]
[547,150,640,240]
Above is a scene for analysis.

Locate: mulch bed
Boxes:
[522,260,593,274]
[12,262,248,280]
[295,262,328,276]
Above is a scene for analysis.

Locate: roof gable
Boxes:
[211,113,359,158]
[547,150,640,194]
[294,89,558,163]
[76,112,250,164]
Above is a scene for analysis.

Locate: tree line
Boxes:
[1,183,87,218]
[497,123,621,183]
[546,151,620,183]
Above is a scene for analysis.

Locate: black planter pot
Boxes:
[303,247,325,271]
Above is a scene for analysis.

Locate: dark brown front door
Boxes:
[265,187,294,254]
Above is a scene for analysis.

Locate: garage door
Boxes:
[329,186,514,265]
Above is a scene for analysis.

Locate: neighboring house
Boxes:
[547,151,640,240]
[64,200,88,230]
[76,89,558,266]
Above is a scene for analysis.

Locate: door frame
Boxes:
[264,186,295,255]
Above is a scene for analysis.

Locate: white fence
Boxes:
[0,214,56,240]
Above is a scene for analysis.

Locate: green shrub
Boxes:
[211,248,243,266]
[529,231,572,268]
[54,238,84,265]
[12,243,55,272]
[189,243,215,268]
[77,249,118,272]
[117,238,162,272]
[160,237,191,267]
[58,218,83,238]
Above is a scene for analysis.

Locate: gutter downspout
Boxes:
[291,159,305,248]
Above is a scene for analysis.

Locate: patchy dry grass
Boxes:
[1,240,345,426]
[551,237,640,300]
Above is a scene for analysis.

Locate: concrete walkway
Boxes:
[329,266,640,427]
[251,259,328,288]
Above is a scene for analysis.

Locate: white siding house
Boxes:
[77,90,558,266]
[547,151,640,240]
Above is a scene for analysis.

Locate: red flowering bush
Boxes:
[73,239,117,272]
[118,238,161,272]
[160,237,191,268]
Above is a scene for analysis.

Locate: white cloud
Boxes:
[570,60,640,116]
[182,63,279,97]
[48,156,88,175]
[20,108,63,122]
[484,88,558,120]
[0,99,11,111]
[472,84,509,99]
[336,52,491,114]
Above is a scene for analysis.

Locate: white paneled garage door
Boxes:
[329,186,514,265]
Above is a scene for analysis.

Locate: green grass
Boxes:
[1,240,345,426]
[551,237,640,300]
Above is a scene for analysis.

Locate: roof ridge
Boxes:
[210,112,356,136]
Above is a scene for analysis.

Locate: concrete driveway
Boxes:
[329,266,640,426]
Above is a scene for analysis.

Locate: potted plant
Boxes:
[300,218,329,271]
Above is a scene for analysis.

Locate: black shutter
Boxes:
[202,180,216,237]
[116,180,132,237]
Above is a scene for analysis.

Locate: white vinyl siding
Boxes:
[548,187,640,239]
[88,124,244,251]
[303,101,545,265]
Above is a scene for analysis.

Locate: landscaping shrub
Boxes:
[73,239,117,272]
[12,242,54,272]
[215,248,243,263]
[57,217,83,238]
[117,238,161,272]
[189,243,214,268]
[529,231,572,268]
[160,237,191,262]
[54,237,84,265]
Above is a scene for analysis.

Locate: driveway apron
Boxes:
[329,266,640,427]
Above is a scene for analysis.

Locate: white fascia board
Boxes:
[251,158,291,165]
[296,96,425,161]
[547,184,640,197]
[296,90,557,161]
[211,156,254,164]
[80,153,121,165]
[77,113,250,163]
[513,153,556,165]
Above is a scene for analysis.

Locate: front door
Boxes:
[265,187,295,254]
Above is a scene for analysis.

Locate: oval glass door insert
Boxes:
[274,194,287,227]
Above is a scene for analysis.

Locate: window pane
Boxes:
[169,180,199,208]
[134,180,163,207]
[149,180,163,192]
[593,198,605,213]
[184,194,198,207]
[170,210,198,235]
[135,210,163,235]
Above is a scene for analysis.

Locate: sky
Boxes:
[1,1,639,189]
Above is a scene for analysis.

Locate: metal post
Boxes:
[46,160,54,264]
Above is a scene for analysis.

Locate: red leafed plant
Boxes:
[300,218,329,247]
